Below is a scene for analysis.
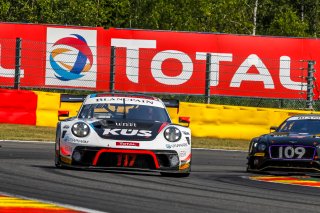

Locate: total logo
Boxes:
[50,34,93,81]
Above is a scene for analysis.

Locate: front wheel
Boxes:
[55,140,62,168]
[54,127,64,168]
[246,157,256,172]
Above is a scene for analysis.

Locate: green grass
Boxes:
[0,124,56,142]
[0,123,250,150]
[192,137,249,150]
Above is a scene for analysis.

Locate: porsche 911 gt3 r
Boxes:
[247,114,320,173]
[55,93,192,177]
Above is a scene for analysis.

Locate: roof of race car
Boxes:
[84,93,165,108]
[287,114,320,121]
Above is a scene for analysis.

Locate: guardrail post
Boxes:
[14,37,22,89]
[205,53,211,104]
[109,46,116,92]
[306,60,315,110]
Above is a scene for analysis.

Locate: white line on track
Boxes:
[0,139,55,144]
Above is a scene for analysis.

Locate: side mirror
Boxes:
[179,116,190,127]
[270,126,277,132]
[58,110,70,121]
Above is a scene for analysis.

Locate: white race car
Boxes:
[55,93,192,177]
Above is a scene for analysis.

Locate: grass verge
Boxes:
[0,123,250,151]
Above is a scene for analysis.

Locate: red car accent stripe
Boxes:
[183,153,192,161]
[158,122,169,133]
[92,149,160,169]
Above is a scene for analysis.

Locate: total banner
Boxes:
[0,22,319,99]
[109,28,314,99]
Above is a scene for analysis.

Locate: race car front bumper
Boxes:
[247,155,320,173]
[60,146,189,172]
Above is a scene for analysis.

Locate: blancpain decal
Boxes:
[96,97,154,104]
[103,129,152,137]
[166,143,189,149]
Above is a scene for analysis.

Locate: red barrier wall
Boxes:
[0,89,37,125]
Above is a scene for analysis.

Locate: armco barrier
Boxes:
[0,89,37,125]
[35,92,82,127]
[178,102,320,140]
[2,90,319,140]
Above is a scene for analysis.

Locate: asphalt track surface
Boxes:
[1,141,320,213]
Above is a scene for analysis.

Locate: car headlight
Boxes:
[164,127,181,142]
[72,122,90,137]
[257,143,267,151]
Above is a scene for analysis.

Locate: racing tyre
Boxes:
[246,157,255,172]
[54,127,64,169]
[55,141,62,168]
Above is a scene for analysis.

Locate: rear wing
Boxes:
[162,99,180,114]
[162,99,190,126]
[162,99,179,108]
[58,94,87,121]
[60,94,87,102]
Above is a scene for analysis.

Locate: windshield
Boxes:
[277,119,320,134]
[78,103,170,122]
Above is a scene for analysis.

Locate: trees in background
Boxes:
[0,0,320,37]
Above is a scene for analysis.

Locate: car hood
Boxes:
[89,119,168,141]
[264,132,320,146]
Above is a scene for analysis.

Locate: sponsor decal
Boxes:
[84,96,164,107]
[103,128,152,137]
[182,131,190,135]
[166,143,189,149]
[96,97,154,104]
[63,125,70,129]
[116,142,140,147]
[46,28,97,88]
[115,122,137,127]
[64,136,89,144]
[111,37,307,98]
[297,116,320,120]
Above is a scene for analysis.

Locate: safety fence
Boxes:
[0,37,317,110]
